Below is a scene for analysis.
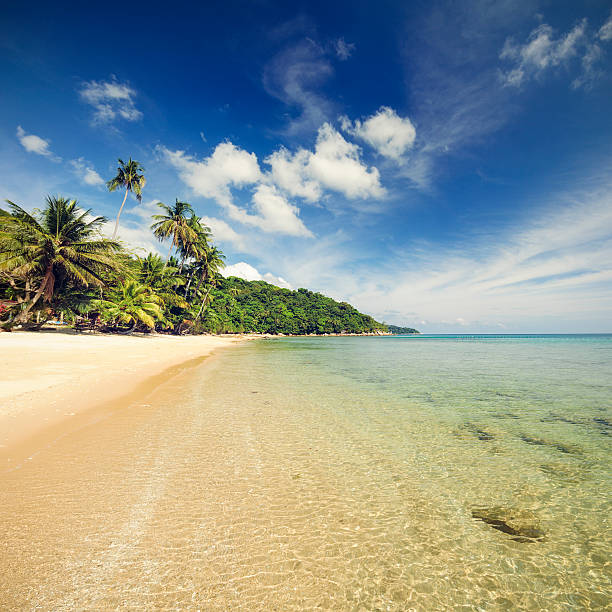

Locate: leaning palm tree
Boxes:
[0,196,122,327]
[151,199,196,265]
[106,158,146,239]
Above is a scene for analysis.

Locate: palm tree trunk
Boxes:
[112,188,129,239]
[164,239,174,266]
[196,286,212,319]
[12,266,52,325]
[184,270,194,297]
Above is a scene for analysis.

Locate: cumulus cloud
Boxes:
[79,78,142,124]
[307,123,384,198]
[16,126,60,160]
[161,143,311,237]
[70,158,104,186]
[334,37,355,60]
[499,17,612,88]
[249,184,312,236]
[162,142,261,207]
[341,107,416,160]
[265,147,322,202]
[266,123,384,201]
[224,261,292,289]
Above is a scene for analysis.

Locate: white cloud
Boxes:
[224,261,292,289]
[162,142,261,207]
[334,38,355,60]
[265,123,384,201]
[341,107,416,160]
[499,18,611,88]
[79,78,142,124]
[200,215,247,250]
[599,11,612,41]
[162,143,312,237]
[70,158,104,186]
[102,198,164,255]
[16,126,60,160]
[265,147,322,202]
[249,184,312,236]
[307,123,385,199]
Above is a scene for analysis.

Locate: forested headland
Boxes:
[386,325,420,335]
[0,160,395,335]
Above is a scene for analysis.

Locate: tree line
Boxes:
[0,158,390,335]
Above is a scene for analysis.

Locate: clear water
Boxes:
[208,334,612,609]
[1,334,610,609]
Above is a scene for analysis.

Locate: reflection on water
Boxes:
[1,335,611,610]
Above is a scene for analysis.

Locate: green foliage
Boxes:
[106,158,146,239]
[106,158,146,201]
[0,189,391,336]
[96,280,165,330]
[0,196,122,327]
[197,277,388,335]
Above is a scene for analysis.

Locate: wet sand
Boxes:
[0,331,245,457]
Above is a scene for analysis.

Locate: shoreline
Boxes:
[0,330,253,460]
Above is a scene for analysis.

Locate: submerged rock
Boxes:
[471,506,545,542]
[518,434,581,455]
[459,422,496,441]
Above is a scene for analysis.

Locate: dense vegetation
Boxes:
[200,277,385,335]
[0,159,389,335]
[386,325,420,335]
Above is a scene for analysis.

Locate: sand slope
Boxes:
[0,331,244,453]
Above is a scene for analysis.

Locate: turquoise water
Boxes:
[202,334,612,609]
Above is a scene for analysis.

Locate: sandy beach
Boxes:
[0,331,246,458]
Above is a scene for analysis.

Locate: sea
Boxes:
[200,333,612,609]
[2,334,610,610]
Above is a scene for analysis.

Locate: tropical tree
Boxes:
[0,196,122,327]
[179,214,211,269]
[191,245,225,300]
[96,279,164,331]
[194,246,226,319]
[151,199,196,265]
[106,158,146,239]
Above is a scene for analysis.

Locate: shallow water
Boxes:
[1,335,611,609]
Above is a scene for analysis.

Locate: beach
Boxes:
[0,331,245,459]
[1,334,610,609]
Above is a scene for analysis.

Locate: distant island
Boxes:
[386,325,420,335]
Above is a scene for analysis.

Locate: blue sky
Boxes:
[1,0,611,332]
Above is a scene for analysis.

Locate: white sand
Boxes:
[0,331,246,451]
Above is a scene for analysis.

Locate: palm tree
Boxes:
[151,199,196,265]
[106,158,146,239]
[179,215,211,268]
[0,196,122,327]
[194,246,226,319]
[96,279,164,331]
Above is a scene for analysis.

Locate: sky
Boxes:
[1,0,611,332]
